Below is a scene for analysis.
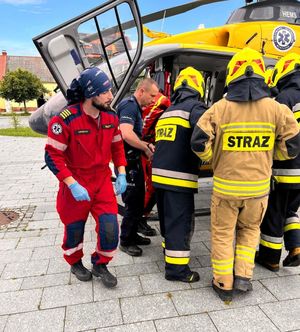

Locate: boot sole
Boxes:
[165,273,200,283]
[92,269,117,288]
[71,269,92,282]
[234,280,253,292]
[212,282,233,302]
[283,254,300,267]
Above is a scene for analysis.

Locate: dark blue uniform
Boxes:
[259,73,300,266]
[152,89,207,279]
[117,96,145,246]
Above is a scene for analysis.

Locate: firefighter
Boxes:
[117,78,159,257]
[191,48,300,302]
[256,53,300,272]
[45,67,127,288]
[152,67,207,283]
[141,91,171,221]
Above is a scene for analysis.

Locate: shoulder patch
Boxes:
[51,122,63,135]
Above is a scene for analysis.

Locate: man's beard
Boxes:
[92,100,112,112]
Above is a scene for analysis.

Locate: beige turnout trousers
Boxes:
[211,194,268,290]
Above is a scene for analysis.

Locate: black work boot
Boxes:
[255,253,279,272]
[165,271,200,283]
[283,247,300,267]
[137,217,157,237]
[234,276,253,292]
[212,280,233,303]
[135,234,151,246]
[119,244,142,256]
[92,264,117,288]
[71,260,92,282]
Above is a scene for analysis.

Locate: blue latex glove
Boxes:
[68,181,91,201]
[115,173,127,195]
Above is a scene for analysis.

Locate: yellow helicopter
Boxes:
[29,0,299,135]
[144,0,300,58]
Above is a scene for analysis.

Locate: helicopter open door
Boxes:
[33,0,143,102]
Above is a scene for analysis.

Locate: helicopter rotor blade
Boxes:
[82,0,227,44]
[141,0,227,25]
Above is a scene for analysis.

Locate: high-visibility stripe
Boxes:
[284,223,300,232]
[236,245,255,254]
[235,250,255,259]
[273,169,300,176]
[157,117,191,128]
[64,243,83,256]
[160,110,190,120]
[212,262,233,270]
[212,258,234,275]
[274,176,300,184]
[165,249,190,257]
[213,176,270,196]
[152,168,198,182]
[260,239,283,250]
[211,258,234,264]
[234,255,254,263]
[286,216,300,224]
[235,245,255,263]
[196,146,213,162]
[162,241,165,249]
[47,137,67,151]
[165,256,190,265]
[221,122,275,132]
[261,233,282,244]
[213,270,233,275]
[112,134,122,143]
[152,175,198,189]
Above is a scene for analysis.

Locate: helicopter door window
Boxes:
[78,2,138,91]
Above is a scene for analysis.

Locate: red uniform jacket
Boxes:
[45,103,126,181]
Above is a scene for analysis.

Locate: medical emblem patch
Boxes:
[51,122,63,135]
[273,26,296,51]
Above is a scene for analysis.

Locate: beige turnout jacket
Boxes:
[191,97,300,199]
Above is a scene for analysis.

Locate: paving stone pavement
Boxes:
[1,136,300,332]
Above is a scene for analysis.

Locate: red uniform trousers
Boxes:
[56,166,118,266]
[141,155,156,215]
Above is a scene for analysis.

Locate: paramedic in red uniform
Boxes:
[45,67,127,288]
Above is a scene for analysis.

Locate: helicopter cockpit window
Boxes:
[78,2,138,90]
[249,7,273,20]
[226,8,246,23]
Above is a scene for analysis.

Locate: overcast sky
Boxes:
[0,0,245,56]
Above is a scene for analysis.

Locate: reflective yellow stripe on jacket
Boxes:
[152,168,198,189]
[273,169,300,184]
[213,176,270,197]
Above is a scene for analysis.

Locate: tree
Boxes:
[0,68,48,112]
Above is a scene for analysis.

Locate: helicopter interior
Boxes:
[124,51,233,108]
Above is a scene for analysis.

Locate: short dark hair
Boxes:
[136,78,159,91]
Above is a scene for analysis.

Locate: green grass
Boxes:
[0,112,31,117]
[0,127,45,137]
